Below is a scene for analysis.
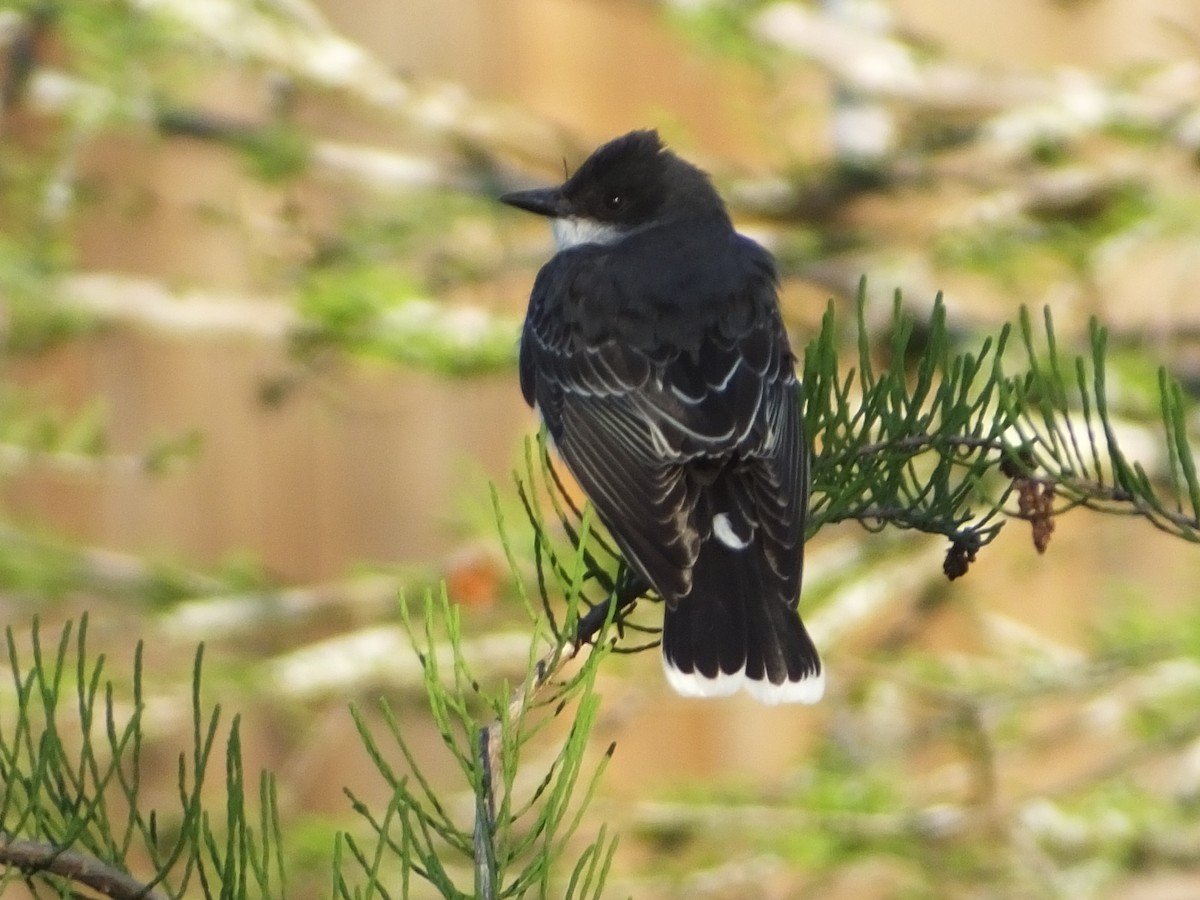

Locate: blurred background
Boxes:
[3,0,1200,897]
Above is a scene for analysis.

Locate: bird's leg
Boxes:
[572,566,648,649]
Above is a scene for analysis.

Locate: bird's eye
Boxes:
[604,193,624,211]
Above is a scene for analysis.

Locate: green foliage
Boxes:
[665,1,773,67]
[0,453,622,897]
[0,616,284,898]
[333,468,620,899]
[0,530,85,604]
[54,0,190,108]
[804,287,1199,583]
[296,265,419,342]
[806,292,1013,554]
[0,392,107,458]
[1090,596,1200,666]
[332,193,508,288]
[235,124,312,183]
[934,182,1155,287]
[292,263,519,375]
[2,3,1197,895]
[1,294,1199,897]
[0,234,90,354]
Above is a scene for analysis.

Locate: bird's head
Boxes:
[500,130,726,250]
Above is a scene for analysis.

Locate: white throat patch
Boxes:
[551,217,624,250]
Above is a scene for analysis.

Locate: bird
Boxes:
[500,130,823,704]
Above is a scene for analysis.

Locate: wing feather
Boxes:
[520,235,805,607]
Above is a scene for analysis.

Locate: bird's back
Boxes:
[508,129,822,703]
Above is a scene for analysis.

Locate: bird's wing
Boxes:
[740,369,807,608]
[520,247,805,604]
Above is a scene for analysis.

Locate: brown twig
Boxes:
[0,835,168,900]
[473,639,580,899]
[471,582,637,898]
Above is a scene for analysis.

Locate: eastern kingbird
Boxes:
[501,130,823,704]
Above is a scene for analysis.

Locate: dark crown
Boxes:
[562,130,724,227]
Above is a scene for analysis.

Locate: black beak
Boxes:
[499,186,570,218]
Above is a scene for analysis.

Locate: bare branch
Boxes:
[0,835,168,900]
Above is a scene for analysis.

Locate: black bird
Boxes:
[501,130,823,704]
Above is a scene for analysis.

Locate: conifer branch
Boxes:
[523,288,1199,648]
[2,291,1196,900]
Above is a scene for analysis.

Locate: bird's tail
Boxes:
[660,540,823,704]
